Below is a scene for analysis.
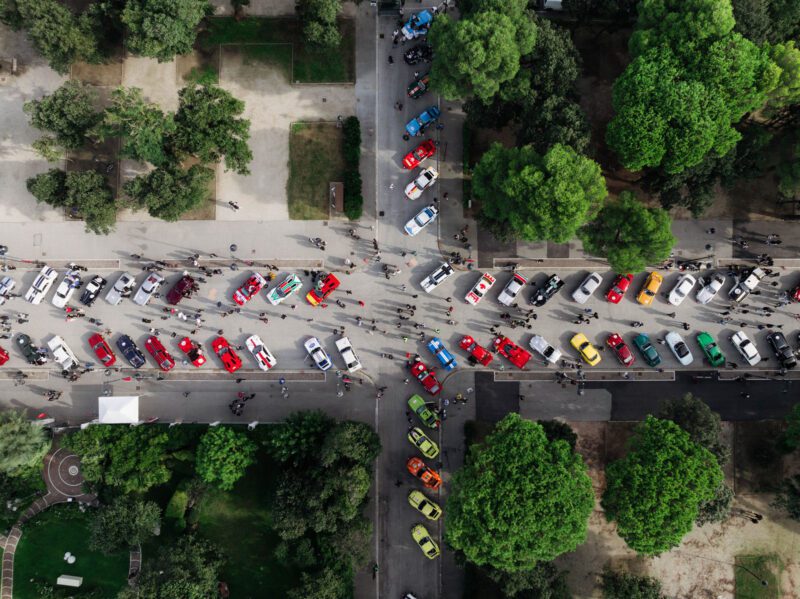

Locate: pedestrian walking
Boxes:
[228,201,240,211]
[142,318,152,324]
[388,55,394,64]
[358,300,365,307]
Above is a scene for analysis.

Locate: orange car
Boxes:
[306,273,340,306]
[407,457,442,490]
[636,272,664,306]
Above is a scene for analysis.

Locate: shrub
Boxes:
[342,116,361,165]
[343,168,362,220]
[165,488,188,529]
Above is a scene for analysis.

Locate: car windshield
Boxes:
[676,343,689,357]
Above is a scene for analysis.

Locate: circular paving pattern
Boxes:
[45,448,87,498]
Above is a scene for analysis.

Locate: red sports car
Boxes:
[606,274,634,304]
[493,336,531,369]
[791,285,800,303]
[178,337,206,367]
[145,335,175,372]
[409,360,441,395]
[458,335,494,366]
[402,139,437,169]
[0,345,8,366]
[88,333,116,367]
[212,336,242,374]
[233,272,267,306]
[306,273,340,306]
[606,333,635,366]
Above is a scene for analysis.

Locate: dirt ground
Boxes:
[557,421,800,598]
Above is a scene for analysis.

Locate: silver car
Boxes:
[529,334,562,364]
[47,335,78,371]
[730,331,761,366]
[24,265,58,304]
[420,262,453,293]
[667,274,696,306]
[695,272,726,305]
[105,273,136,305]
[572,272,602,304]
[133,273,164,305]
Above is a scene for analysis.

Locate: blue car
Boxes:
[427,337,457,371]
[116,334,146,369]
[401,9,433,40]
[406,106,441,137]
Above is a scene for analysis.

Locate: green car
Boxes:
[632,333,661,367]
[407,73,431,99]
[408,426,440,459]
[697,332,726,367]
[408,394,440,429]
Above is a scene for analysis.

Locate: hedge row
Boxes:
[342,116,363,220]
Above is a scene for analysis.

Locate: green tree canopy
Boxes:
[474,143,607,243]
[267,410,333,467]
[24,81,100,150]
[732,0,800,44]
[124,163,213,221]
[602,416,723,555]
[779,402,800,452]
[429,6,536,102]
[297,0,341,47]
[579,191,675,274]
[485,562,572,598]
[446,413,594,571]
[601,568,665,599]
[659,392,730,465]
[195,426,257,491]
[767,41,800,109]
[93,87,176,166]
[0,410,51,475]
[122,0,210,62]
[773,475,800,520]
[89,496,161,554]
[172,84,253,174]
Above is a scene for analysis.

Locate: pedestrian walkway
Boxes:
[128,544,141,586]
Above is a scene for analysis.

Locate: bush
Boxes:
[343,168,363,220]
[340,116,363,220]
[165,489,189,529]
[342,116,361,164]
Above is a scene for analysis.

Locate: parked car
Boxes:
[636,272,664,306]
[606,333,635,366]
[407,72,431,98]
[572,272,602,304]
[400,9,433,39]
[420,261,453,293]
[493,336,532,369]
[116,335,146,369]
[105,273,135,305]
[730,331,761,366]
[16,333,47,365]
[304,336,332,371]
[233,272,267,306]
[792,284,800,303]
[0,345,7,366]
[427,337,457,371]
[133,272,164,306]
[335,336,363,373]
[404,204,439,236]
[668,274,697,306]
[409,360,441,395]
[697,332,726,367]
[405,167,439,200]
[530,274,564,307]
[408,393,440,429]
[47,335,78,371]
[408,426,439,459]
[497,273,527,306]
[729,267,765,303]
[24,265,58,304]
[405,106,441,136]
[166,273,195,305]
[696,272,726,305]
[51,270,81,309]
[403,42,433,65]
[766,331,797,369]
[406,456,442,490]
[605,274,634,304]
[632,333,661,367]
[79,275,106,306]
[145,335,175,371]
[212,337,242,374]
[411,524,440,559]
[665,331,693,366]
[178,337,207,367]
[403,139,437,169]
[0,276,14,305]
[570,333,601,366]
[458,335,494,366]
[245,334,276,371]
[267,273,302,305]
[88,333,116,367]
[306,273,340,306]
[465,272,496,305]
[529,334,561,365]
[408,490,442,521]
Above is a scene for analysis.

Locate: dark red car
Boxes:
[402,139,437,169]
[792,285,800,303]
[212,336,242,374]
[493,336,531,369]
[458,335,494,366]
[145,335,175,371]
[606,333,635,366]
[88,333,116,367]
[606,274,634,304]
[166,274,195,305]
[409,360,441,395]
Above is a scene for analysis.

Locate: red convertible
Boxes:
[178,337,206,367]
[409,360,441,395]
[458,335,494,366]
[212,336,242,374]
[233,272,267,306]
[493,336,531,369]
[402,139,437,169]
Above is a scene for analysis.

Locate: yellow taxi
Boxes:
[570,333,601,366]
[636,272,663,306]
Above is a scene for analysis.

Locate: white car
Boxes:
[51,271,81,309]
[497,273,527,306]
[695,272,726,305]
[266,274,302,305]
[667,274,696,306]
[529,335,562,365]
[0,276,15,305]
[335,336,363,373]
[105,273,136,305]
[665,331,693,366]
[404,204,439,236]
[572,272,602,304]
[404,167,439,200]
[731,331,761,366]
[47,335,78,371]
[24,265,58,304]
[133,272,164,305]
[729,267,765,303]
[245,334,277,371]
[465,272,496,305]
[304,336,332,371]
[421,262,453,293]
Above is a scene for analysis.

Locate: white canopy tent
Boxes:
[97,396,139,424]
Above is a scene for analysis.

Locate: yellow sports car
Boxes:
[570,333,601,366]
[636,272,664,306]
[411,524,440,559]
[408,490,442,521]
[408,426,440,459]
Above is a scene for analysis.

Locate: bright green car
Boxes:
[408,394,440,429]
[697,332,726,367]
[408,490,442,521]
[411,524,440,559]
[408,426,440,459]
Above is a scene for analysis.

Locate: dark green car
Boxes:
[407,73,431,99]
[632,333,661,367]
[697,332,726,367]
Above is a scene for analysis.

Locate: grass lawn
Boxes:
[735,554,783,599]
[287,122,346,220]
[13,504,128,599]
[203,17,355,83]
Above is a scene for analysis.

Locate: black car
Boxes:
[404,43,433,65]
[116,335,146,369]
[529,274,564,307]
[767,331,797,369]
[80,275,107,306]
[15,333,47,365]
